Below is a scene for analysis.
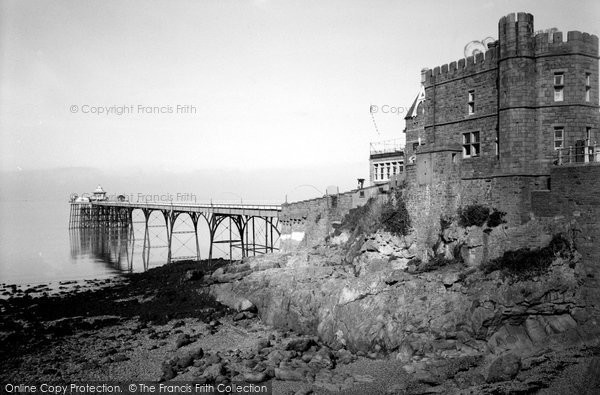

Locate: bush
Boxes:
[381,190,411,236]
[458,204,490,227]
[487,209,507,228]
[337,197,380,235]
[481,234,572,279]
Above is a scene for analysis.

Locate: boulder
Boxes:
[274,367,306,382]
[203,363,225,380]
[395,341,414,363]
[286,338,316,353]
[210,283,256,312]
[486,353,521,383]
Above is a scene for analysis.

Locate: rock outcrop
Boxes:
[210,231,600,363]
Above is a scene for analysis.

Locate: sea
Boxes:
[0,199,232,287]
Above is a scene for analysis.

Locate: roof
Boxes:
[404,85,426,120]
[405,95,419,120]
[94,185,106,193]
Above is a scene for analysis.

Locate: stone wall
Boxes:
[532,163,600,260]
[404,170,556,264]
[279,186,386,251]
[531,163,600,320]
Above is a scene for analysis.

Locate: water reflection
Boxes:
[69,225,148,273]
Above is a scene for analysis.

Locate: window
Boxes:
[373,164,378,180]
[554,73,564,102]
[392,162,397,176]
[462,131,480,158]
[586,127,592,143]
[412,142,419,151]
[585,73,591,102]
[554,127,564,150]
[468,90,475,114]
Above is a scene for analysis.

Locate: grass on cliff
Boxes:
[334,190,411,264]
[336,190,411,238]
[380,189,411,236]
[481,234,572,279]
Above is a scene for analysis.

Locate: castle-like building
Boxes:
[403,12,598,186]
[283,12,599,261]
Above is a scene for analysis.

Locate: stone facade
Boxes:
[405,13,599,180]
[400,12,599,261]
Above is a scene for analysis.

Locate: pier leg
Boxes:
[142,209,151,270]
[206,214,220,267]
[265,217,269,254]
[192,214,200,261]
[252,217,256,256]
[163,210,173,264]
[244,217,249,257]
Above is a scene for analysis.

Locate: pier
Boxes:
[69,201,281,264]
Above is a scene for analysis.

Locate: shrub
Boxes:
[487,209,507,228]
[458,204,490,227]
[481,234,572,279]
[338,197,380,235]
[381,190,411,236]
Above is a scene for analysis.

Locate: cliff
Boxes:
[209,207,600,391]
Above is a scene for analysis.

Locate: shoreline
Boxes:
[2,258,600,394]
[0,276,128,301]
[0,258,409,394]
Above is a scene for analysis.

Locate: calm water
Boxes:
[0,200,236,286]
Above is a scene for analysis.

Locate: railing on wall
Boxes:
[370,138,405,155]
[555,143,600,165]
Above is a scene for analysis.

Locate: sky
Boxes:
[1,0,599,201]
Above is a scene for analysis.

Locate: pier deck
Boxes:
[69,201,282,264]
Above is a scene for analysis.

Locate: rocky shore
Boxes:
[0,260,400,394]
[208,228,600,394]
[2,243,600,394]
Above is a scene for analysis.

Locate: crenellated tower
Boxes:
[497,12,599,174]
[497,13,538,173]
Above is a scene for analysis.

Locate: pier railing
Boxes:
[91,201,282,216]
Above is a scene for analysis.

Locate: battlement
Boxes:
[423,47,498,86]
[423,13,598,86]
[498,12,534,27]
[534,30,599,57]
